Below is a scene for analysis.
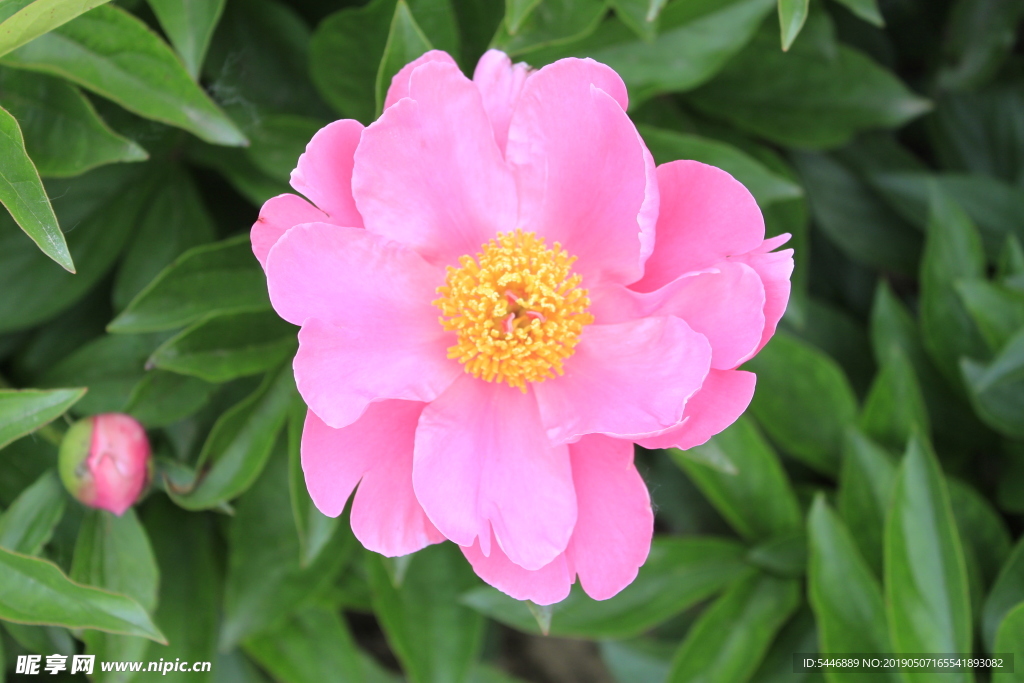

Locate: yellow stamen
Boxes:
[434,230,594,391]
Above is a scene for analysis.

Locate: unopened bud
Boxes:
[58,414,152,516]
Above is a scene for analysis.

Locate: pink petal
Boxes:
[472,49,531,156]
[251,193,329,270]
[353,61,517,267]
[383,50,459,111]
[730,238,794,354]
[268,224,459,428]
[302,405,444,556]
[634,161,764,293]
[462,531,574,605]
[533,316,712,445]
[637,370,757,451]
[413,376,576,570]
[566,435,653,600]
[505,58,654,287]
[289,119,365,228]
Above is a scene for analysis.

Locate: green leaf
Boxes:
[744,332,858,475]
[961,328,1024,438]
[937,0,1024,91]
[667,570,800,683]
[983,539,1024,653]
[600,639,673,683]
[461,536,747,639]
[778,0,810,51]
[113,167,216,312]
[287,400,337,568]
[124,371,214,428]
[168,366,295,510]
[0,469,65,555]
[792,151,921,274]
[993,602,1024,682]
[750,606,822,683]
[244,606,365,683]
[689,12,930,149]
[369,543,484,683]
[505,0,542,34]
[949,478,1012,628]
[146,0,226,79]
[0,436,56,508]
[831,0,883,25]
[807,496,899,683]
[836,429,896,577]
[0,545,164,642]
[0,0,111,58]
[0,103,70,272]
[956,279,1024,353]
[859,347,930,451]
[638,125,802,207]
[0,388,84,449]
[149,311,298,384]
[243,114,326,183]
[0,5,245,146]
[929,87,1024,185]
[220,441,355,649]
[185,142,289,207]
[109,235,269,334]
[669,417,803,540]
[0,67,146,178]
[375,1,433,117]
[607,0,666,42]
[493,0,607,56]
[884,436,973,681]
[745,533,807,578]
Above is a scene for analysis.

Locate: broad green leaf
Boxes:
[781,296,873,394]
[961,328,1024,438]
[993,602,1024,682]
[0,0,111,58]
[113,167,216,311]
[639,125,803,207]
[2,621,75,657]
[38,334,166,416]
[0,545,164,642]
[493,0,606,56]
[937,0,1024,91]
[169,366,295,510]
[930,87,1024,185]
[146,0,226,79]
[140,497,219,683]
[0,67,146,178]
[792,151,921,274]
[0,165,145,334]
[859,347,930,451]
[220,442,355,649]
[185,142,289,207]
[369,543,484,683]
[0,5,245,146]
[807,496,898,683]
[505,0,542,34]
[750,607,822,683]
[744,332,858,475]
[287,400,337,568]
[461,537,747,638]
[949,478,1012,626]
[745,533,807,578]
[244,606,364,683]
[244,114,325,183]
[0,437,55,508]
[109,235,269,334]
[983,539,1024,653]
[884,436,973,682]
[689,13,930,149]
[124,371,214,428]
[149,311,298,384]
[607,0,667,42]
[831,0,883,25]
[667,570,800,683]
[778,0,810,51]
[0,470,64,555]
[0,388,84,449]
[375,1,432,117]
[956,279,1024,352]
[919,189,988,390]
[836,429,895,577]
[0,103,69,271]
[600,639,673,683]
[670,417,802,540]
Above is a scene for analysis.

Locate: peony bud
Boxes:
[58,413,152,516]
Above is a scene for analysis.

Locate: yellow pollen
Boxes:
[434,230,594,391]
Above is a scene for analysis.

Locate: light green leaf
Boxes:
[955,279,1024,353]
[831,0,883,26]
[607,0,666,42]
[884,436,973,682]
[375,1,432,117]
[778,0,809,51]
[949,478,1012,628]
[0,0,111,58]
[109,235,269,334]
[146,0,226,79]
[244,606,365,683]
[0,388,84,449]
[0,545,164,642]
[836,429,896,577]
[243,114,326,183]
[859,346,930,451]
[0,5,245,146]
[287,400,337,568]
[992,602,1024,682]
[0,104,70,271]
[124,370,214,428]
[461,536,747,639]
[983,539,1024,654]
[493,0,607,57]
[961,327,1024,438]
[505,0,542,34]
[0,67,147,178]
[0,469,65,555]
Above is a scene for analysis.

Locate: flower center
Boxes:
[434,230,594,391]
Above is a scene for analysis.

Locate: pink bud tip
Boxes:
[58,414,152,516]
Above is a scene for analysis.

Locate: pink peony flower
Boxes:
[58,413,152,516]
[252,49,792,604]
